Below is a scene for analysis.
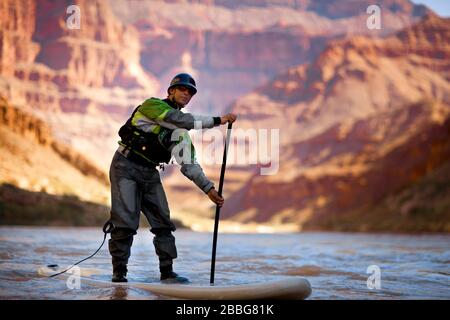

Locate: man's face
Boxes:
[170,86,194,108]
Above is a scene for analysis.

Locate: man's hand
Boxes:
[207,188,224,207]
[220,113,237,125]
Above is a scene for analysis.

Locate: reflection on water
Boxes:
[0,226,449,300]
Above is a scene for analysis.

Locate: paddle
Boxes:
[210,122,233,285]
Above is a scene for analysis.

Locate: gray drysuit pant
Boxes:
[108,151,177,272]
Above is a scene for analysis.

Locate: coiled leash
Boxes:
[48,221,115,278]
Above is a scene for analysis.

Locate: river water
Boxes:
[0,226,448,300]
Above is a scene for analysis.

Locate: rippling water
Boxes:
[0,226,449,300]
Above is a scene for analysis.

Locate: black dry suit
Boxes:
[108,97,221,275]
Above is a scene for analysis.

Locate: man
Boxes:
[108,73,237,283]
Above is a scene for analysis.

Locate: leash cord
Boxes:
[48,222,114,278]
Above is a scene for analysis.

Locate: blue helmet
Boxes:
[167,73,197,95]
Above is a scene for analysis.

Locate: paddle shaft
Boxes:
[210,122,233,285]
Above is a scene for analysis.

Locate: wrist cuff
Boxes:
[203,183,215,194]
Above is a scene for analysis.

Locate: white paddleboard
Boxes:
[38,266,311,300]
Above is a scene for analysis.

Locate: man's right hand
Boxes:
[207,188,224,207]
[220,113,237,125]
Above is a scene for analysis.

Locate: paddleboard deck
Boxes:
[38,266,311,300]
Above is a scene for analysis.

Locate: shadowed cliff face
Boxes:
[0,0,160,168]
